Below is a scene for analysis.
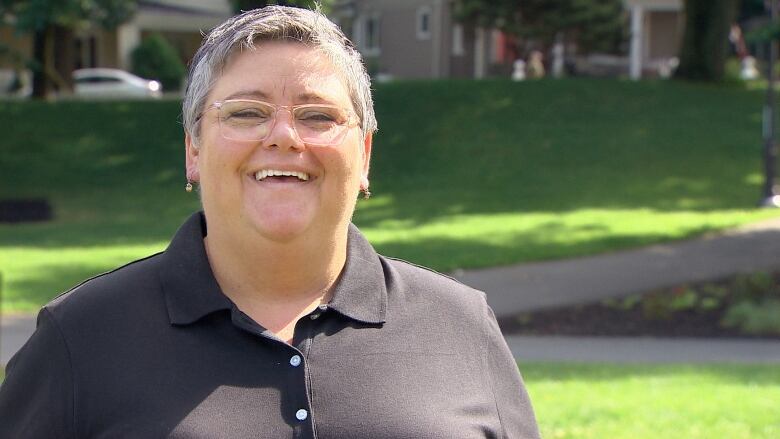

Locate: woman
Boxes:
[0,6,539,438]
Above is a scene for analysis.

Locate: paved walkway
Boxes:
[455,216,780,315]
[4,217,780,366]
[1,314,34,368]
[505,335,780,363]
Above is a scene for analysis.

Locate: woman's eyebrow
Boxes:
[223,89,272,101]
[222,90,340,105]
[296,92,333,103]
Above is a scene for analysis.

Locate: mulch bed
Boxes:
[497,277,780,340]
[497,302,774,339]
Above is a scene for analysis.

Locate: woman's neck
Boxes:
[203,222,348,313]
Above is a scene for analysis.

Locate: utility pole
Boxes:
[762,0,780,207]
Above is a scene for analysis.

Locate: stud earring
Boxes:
[361,188,371,200]
[185,181,193,193]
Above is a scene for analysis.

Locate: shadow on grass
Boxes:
[369,227,697,271]
[0,82,773,256]
[354,173,763,230]
[0,191,199,248]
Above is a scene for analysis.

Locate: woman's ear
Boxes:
[185,133,200,183]
[360,132,372,190]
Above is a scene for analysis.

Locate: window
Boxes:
[416,6,432,40]
[354,13,380,55]
[452,23,464,56]
[365,15,380,52]
[73,35,98,69]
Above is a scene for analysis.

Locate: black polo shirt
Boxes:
[0,212,539,438]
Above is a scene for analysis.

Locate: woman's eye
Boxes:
[229,109,267,119]
[299,111,338,122]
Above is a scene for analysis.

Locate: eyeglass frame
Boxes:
[196,98,361,147]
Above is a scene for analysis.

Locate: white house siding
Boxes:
[624,0,683,79]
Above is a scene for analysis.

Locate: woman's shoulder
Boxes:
[378,254,488,309]
[45,251,167,322]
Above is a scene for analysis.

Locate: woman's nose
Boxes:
[263,108,305,151]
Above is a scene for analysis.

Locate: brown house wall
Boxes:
[648,11,682,59]
[375,2,435,78]
[98,29,120,68]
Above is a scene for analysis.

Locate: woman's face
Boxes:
[186,42,371,243]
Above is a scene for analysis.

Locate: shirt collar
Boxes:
[160,211,232,325]
[327,223,387,325]
[160,212,387,326]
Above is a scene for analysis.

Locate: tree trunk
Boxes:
[31,28,48,98]
[675,0,739,81]
[30,26,72,98]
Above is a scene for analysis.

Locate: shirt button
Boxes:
[310,313,320,320]
[289,355,302,367]
[295,409,308,421]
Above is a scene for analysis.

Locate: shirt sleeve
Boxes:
[481,296,541,439]
[0,307,75,439]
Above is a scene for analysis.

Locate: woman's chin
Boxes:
[245,210,315,243]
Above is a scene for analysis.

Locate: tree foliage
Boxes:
[0,0,136,30]
[738,0,767,22]
[0,0,137,97]
[675,0,739,81]
[743,1,779,44]
[453,0,625,55]
[131,33,185,91]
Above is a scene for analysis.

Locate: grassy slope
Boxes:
[523,362,780,439]
[1,79,778,311]
[362,79,777,266]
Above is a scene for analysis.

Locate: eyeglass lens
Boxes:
[216,100,351,145]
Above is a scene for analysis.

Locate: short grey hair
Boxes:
[182,5,377,145]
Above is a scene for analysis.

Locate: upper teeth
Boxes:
[255,169,310,181]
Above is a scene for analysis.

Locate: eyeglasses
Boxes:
[202,99,359,147]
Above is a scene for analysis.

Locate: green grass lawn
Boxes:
[523,362,780,439]
[2,78,779,312]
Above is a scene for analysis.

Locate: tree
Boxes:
[0,0,137,98]
[131,33,185,92]
[453,0,625,57]
[675,0,739,81]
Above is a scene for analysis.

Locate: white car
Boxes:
[73,68,162,99]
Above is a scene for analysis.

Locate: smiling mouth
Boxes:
[254,169,311,182]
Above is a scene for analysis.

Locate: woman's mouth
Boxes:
[254,169,311,182]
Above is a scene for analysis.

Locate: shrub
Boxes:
[131,34,185,92]
[732,272,778,300]
[721,299,780,335]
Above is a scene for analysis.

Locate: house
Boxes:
[0,0,231,95]
[331,0,514,80]
[0,0,684,94]
[113,0,231,71]
[333,0,684,81]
